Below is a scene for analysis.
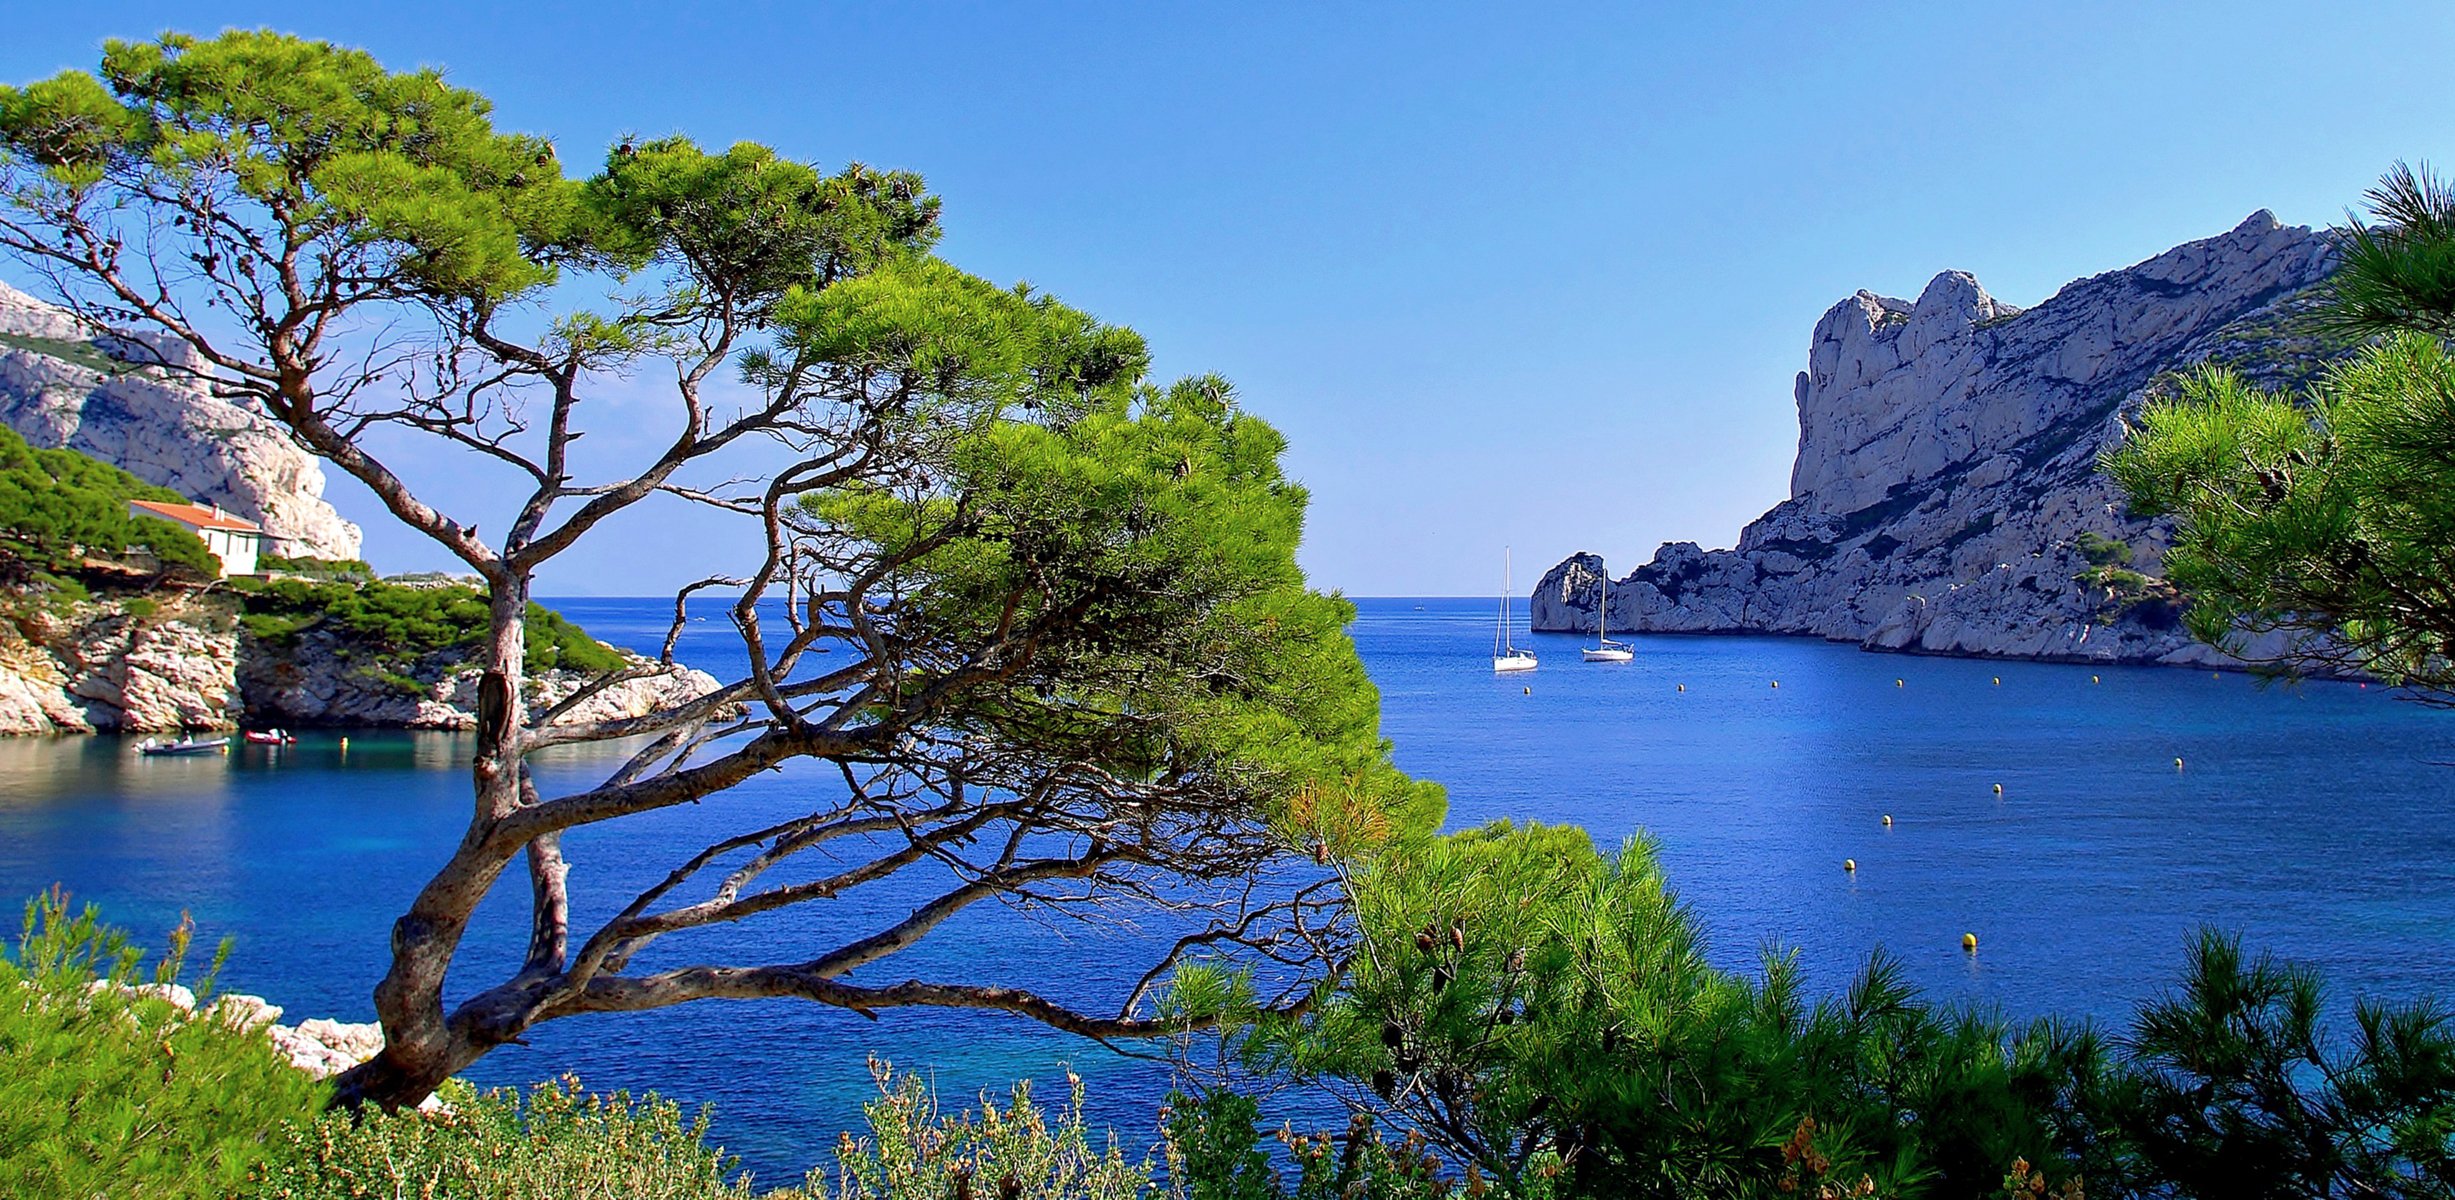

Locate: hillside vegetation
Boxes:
[236,579,628,676]
[0,422,215,575]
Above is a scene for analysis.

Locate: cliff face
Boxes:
[1532,212,2343,664]
[0,593,718,735]
[0,280,362,561]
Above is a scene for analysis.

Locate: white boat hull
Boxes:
[1580,647,1633,662]
[1493,654,1538,673]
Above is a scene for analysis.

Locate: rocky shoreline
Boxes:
[91,979,433,1109]
[0,591,719,736]
[1534,211,2349,668]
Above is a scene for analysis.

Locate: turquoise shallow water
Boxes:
[2,596,2451,1182]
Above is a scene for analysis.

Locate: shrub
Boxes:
[1279,823,2108,1198]
[0,889,326,1199]
[827,1058,1154,1200]
[258,555,377,584]
[235,578,627,675]
[1161,1089,1466,1200]
[252,1075,775,1200]
[2074,532,2132,568]
[2115,931,2455,1197]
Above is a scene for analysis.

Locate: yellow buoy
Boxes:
[1992,783,2004,795]
[1843,858,1857,873]
[2092,675,2100,684]
[1962,932,1979,952]
[1523,686,1530,695]
[1992,676,2001,686]
[2212,672,2221,680]
[1881,814,1893,827]
[1770,680,1779,689]
[1895,678,1904,687]
[1676,683,1685,692]
[2174,757,2185,770]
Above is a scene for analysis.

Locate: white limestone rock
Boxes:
[1532,213,2344,667]
[0,592,722,734]
[0,279,362,560]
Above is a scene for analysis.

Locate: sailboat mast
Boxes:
[1500,548,1510,655]
[1596,564,1608,645]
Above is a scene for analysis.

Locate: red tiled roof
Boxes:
[129,499,265,534]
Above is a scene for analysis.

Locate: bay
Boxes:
[2,596,2450,1184]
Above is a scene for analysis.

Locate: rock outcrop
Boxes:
[87,977,442,1109]
[1533,212,2345,665]
[0,280,362,560]
[0,592,719,735]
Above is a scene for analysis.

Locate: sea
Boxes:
[3,596,2452,1185]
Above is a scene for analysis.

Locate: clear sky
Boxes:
[6,3,2453,596]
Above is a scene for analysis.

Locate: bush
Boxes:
[253,1075,775,1200]
[0,889,327,1199]
[258,555,377,584]
[1162,1090,1464,1200]
[236,578,627,675]
[2117,931,2455,1197]
[1280,822,2092,1197]
[828,1058,1153,1200]
[2074,532,2133,568]
[1262,823,2455,1198]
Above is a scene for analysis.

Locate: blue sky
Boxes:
[7,3,2453,596]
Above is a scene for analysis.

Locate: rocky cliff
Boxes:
[1532,212,2346,665]
[0,280,361,560]
[0,592,718,735]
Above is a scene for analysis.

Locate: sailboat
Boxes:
[1493,548,1538,673]
[1581,565,1634,662]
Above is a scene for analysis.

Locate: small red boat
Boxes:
[242,729,296,746]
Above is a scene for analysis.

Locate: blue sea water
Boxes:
[3,596,2452,1183]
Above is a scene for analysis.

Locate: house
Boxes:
[127,499,267,577]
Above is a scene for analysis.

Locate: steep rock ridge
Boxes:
[0,593,719,734]
[0,280,362,560]
[1532,212,2342,664]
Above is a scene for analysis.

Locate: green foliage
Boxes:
[254,1075,776,1200]
[259,555,376,584]
[2106,335,2455,691]
[0,328,134,374]
[2318,162,2455,341]
[0,890,326,1199]
[524,598,628,673]
[1,30,584,303]
[826,1059,1152,1200]
[1278,823,2114,1198]
[803,364,1445,845]
[1256,822,2455,1197]
[236,579,626,675]
[1161,1091,1468,1200]
[2119,931,2455,1198]
[2106,162,2455,695]
[0,421,216,574]
[2074,532,2132,568]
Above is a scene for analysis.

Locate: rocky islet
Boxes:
[1533,211,2346,666]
